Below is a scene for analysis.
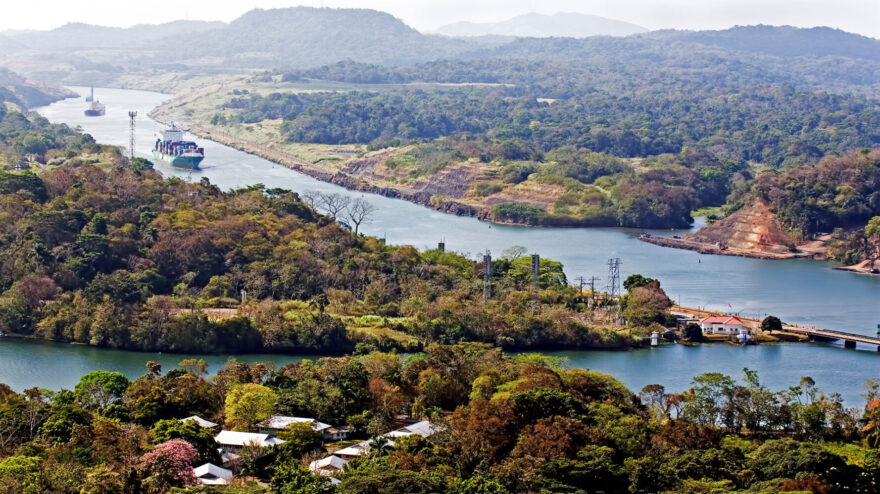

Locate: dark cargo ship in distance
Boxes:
[83,87,105,116]
[152,123,205,170]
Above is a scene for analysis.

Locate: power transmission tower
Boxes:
[483,251,492,305]
[574,276,586,294]
[531,254,540,287]
[128,111,137,163]
[607,258,622,304]
[589,276,599,307]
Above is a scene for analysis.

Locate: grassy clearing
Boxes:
[343,315,420,344]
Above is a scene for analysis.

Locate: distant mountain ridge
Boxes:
[167,7,473,67]
[651,25,880,62]
[434,12,647,38]
[0,7,879,82]
[4,20,225,50]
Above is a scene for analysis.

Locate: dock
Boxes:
[671,306,880,350]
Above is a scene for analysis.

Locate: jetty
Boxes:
[671,306,880,350]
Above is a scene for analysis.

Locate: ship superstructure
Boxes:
[84,87,105,116]
[152,123,205,170]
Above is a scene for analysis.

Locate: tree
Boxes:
[138,439,198,491]
[270,464,334,494]
[74,371,130,410]
[623,282,671,326]
[347,198,376,235]
[761,315,783,333]
[225,383,278,431]
[151,419,222,465]
[448,475,508,494]
[865,216,880,269]
[320,192,351,220]
[276,422,324,457]
[683,323,704,341]
[682,373,734,426]
[623,274,657,292]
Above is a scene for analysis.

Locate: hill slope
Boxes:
[4,20,225,51]
[654,25,880,62]
[170,7,471,67]
[435,12,647,38]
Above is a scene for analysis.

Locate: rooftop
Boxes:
[256,415,332,431]
[701,315,744,325]
[214,430,286,448]
[181,415,219,428]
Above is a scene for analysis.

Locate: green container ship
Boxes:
[152,123,205,170]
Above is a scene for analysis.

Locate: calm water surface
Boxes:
[9,86,877,404]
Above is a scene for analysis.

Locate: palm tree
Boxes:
[366,436,391,456]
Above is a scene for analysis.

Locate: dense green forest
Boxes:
[203,39,880,230]
[2,344,880,493]
[214,52,880,229]
[0,161,674,352]
[246,63,880,165]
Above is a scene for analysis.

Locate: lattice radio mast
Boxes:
[607,258,622,302]
[128,111,137,163]
[483,251,492,305]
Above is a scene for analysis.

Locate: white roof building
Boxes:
[194,463,233,486]
[181,415,219,428]
[257,415,332,433]
[385,420,442,438]
[309,455,348,476]
[214,430,286,448]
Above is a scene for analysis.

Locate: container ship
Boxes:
[83,87,105,117]
[152,123,205,170]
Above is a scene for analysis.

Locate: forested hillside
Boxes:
[2,345,880,493]
[0,68,74,108]
[0,162,670,352]
[188,42,880,229]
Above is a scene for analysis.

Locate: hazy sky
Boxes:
[3,0,879,38]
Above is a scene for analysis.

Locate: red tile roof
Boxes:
[701,315,744,325]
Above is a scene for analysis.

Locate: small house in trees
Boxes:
[256,415,333,438]
[325,426,350,441]
[214,430,285,454]
[181,415,220,429]
[700,315,745,335]
[309,455,348,476]
[194,463,234,486]
[384,420,442,438]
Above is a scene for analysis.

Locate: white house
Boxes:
[700,315,745,335]
[194,463,234,486]
[385,420,442,439]
[214,430,285,453]
[256,416,333,438]
[181,415,219,429]
[324,426,350,441]
[309,455,348,476]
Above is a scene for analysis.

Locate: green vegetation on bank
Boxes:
[2,345,880,492]
[0,161,671,353]
[192,48,880,230]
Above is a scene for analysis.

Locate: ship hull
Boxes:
[152,150,204,170]
[84,109,105,117]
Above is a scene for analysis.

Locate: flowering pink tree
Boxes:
[138,439,198,491]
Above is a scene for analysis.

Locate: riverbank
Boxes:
[638,200,831,262]
[834,259,880,276]
[639,235,828,261]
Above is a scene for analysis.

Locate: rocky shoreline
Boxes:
[638,235,822,260]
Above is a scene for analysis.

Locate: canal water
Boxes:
[5,86,875,405]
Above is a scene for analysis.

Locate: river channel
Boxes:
[2,86,874,405]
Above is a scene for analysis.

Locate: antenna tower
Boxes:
[128,111,138,163]
[607,258,622,303]
[483,251,492,305]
